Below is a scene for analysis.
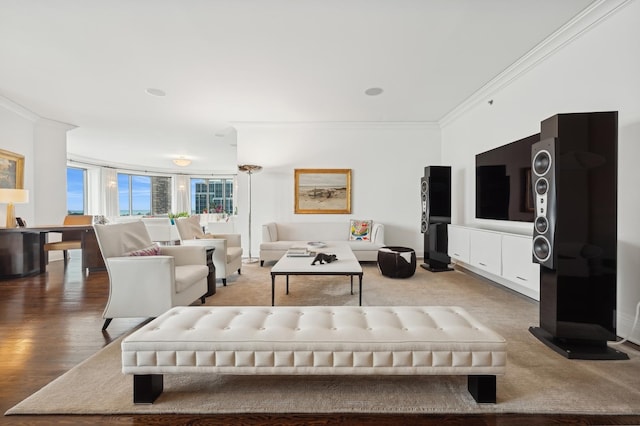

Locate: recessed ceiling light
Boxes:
[145,88,166,97]
[365,87,383,96]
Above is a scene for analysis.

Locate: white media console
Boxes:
[447,224,540,301]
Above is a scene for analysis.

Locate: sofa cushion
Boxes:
[174,265,209,293]
[227,246,243,262]
[195,233,216,239]
[347,240,381,251]
[276,223,348,241]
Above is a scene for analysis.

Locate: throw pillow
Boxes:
[126,244,161,256]
[349,219,372,241]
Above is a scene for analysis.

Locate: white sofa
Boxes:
[260,222,384,265]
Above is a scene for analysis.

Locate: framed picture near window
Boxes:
[294,169,351,214]
[0,149,24,189]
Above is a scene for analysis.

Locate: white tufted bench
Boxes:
[121,305,507,404]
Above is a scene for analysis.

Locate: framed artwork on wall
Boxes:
[294,169,351,214]
[0,148,25,189]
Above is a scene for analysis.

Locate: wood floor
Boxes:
[1,254,639,426]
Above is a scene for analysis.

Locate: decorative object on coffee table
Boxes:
[238,164,262,263]
[378,246,417,278]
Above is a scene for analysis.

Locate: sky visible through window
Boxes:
[67,167,84,214]
[67,168,152,216]
[119,173,151,216]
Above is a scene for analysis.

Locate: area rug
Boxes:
[6,263,640,415]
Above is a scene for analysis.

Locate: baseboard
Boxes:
[617,309,640,346]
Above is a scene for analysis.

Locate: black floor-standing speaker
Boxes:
[420,166,453,272]
[529,111,628,360]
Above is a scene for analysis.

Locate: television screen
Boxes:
[475,133,540,222]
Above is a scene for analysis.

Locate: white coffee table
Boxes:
[270,244,363,306]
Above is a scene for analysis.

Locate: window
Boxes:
[118,173,171,216]
[190,178,235,215]
[66,167,86,215]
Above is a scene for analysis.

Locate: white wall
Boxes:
[0,96,72,229]
[34,119,75,225]
[236,122,441,258]
[0,98,35,224]
[441,1,640,344]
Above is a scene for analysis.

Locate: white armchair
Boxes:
[94,221,209,331]
[141,217,180,244]
[175,215,243,286]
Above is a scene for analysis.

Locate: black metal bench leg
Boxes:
[467,375,496,403]
[134,374,163,404]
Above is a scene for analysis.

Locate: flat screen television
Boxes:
[475,133,540,222]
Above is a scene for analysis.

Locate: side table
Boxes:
[205,248,216,296]
[377,246,417,278]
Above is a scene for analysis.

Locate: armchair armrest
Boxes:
[106,256,176,307]
[262,223,277,242]
[371,223,385,245]
[211,233,241,247]
[160,245,206,266]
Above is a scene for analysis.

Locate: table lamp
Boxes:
[0,188,29,228]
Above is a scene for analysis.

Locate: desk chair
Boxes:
[43,215,93,264]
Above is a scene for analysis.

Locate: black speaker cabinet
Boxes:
[420,176,428,234]
[420,166,453,272]
[529,111,627,360]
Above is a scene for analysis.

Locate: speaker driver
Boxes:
[533,150,552,176]
[421,180,428,194]
[535,178,548,195]
[533,236,551,262]
[535,216,548,234]
[421,221,428,233]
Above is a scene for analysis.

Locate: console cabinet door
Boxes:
[469,230,501,275]
[447,225,470,263]
[501,234,540,292]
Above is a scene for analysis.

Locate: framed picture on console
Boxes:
[294,169,351,214]
[0,148,25,189]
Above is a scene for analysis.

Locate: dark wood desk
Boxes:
[0,225,105,279]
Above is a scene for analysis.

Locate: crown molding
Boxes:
[439,0,633,129]
[67,154,237,177]
[0,94,39,122]
[0,94,77,130]
[231,121,440,131]
[36,117,77,131]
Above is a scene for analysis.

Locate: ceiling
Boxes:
[0,0,595,174]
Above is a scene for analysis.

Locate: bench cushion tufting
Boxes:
[122,306,506,376]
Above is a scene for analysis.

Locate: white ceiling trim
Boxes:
[67,154,238,177]
[439,0,632,128]
[232,121,441,130]
[35,117,77,131]
[0,94,39,122]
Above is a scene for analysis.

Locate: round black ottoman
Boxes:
[377,246,417,278]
